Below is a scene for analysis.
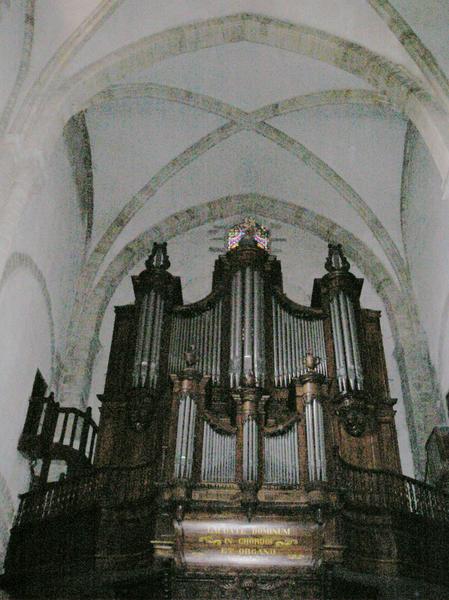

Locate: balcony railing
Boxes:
[14,462,155,527]
[13,452,449,528]
[19,394,98,468]
[336,454,449,523]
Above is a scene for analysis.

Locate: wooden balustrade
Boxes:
[14,463,155,527]
[14,451,449,528]
[336,454,449,523]
[19,394,98,468]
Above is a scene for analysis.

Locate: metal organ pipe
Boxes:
[133,290,165,389]
[206,309,212,378]
[150,294,164,388]
[338,291,356,390]
[263,423,299,485]
[243,266,253,380]
[215,300,222,383]
[243,417,258,482]
[346,295,364,390]
[211,305,217,382]
[235,270,243,387]
[132,295,147,387]
[277,303,285,386]
[330,291,363,392]
[253,270,261,385]
[330,297,347,392]
[272,298,280,387]
[201,421,236,482]
[271,296,328,387]
[292,315,299,379]
[168,300,222,383]
[305,396,327,482]
[229,268,265,388]
[141,291,156,387]
[174,393,197,480]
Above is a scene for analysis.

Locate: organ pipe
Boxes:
[201,421,236,482]
[305,396,327,482]
[330,297,347,392]
[243,416,258,482]
[330,291,363,392]
[235,270,243,386]
[168,299,222,383]
[174,394,197,479]
[133,290,164,389]
[271,296,328,387]
[243,266,253,379]
[346,295,364,389]
[229,268,265,388]
[263,423,299,485]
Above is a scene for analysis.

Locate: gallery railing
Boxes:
[14,453,449,527]
[336,454,449,523]
[19,393,98,466]
[14,462,155,527]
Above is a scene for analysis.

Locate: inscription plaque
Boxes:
[177,519,320,569]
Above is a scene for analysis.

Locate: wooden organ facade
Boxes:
[2,220,449,599]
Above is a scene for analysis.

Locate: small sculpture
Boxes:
[145,241,170,271]
[304,350,321,372]
[243,371,256,387]
[184,344,197,368]
[336,396,369,437]
[325,243,350,273]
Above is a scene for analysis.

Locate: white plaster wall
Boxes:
[0,0,25,116]
[12,134,85,354]
[0,269,52,571]
[28,0,101,84]
[271,105,407,253]
[123,43,371,111]
[0,132,85,567]
[86,98,225,247]
[390,0,449,79]
[64,0,422,81]
[402,130,449,404]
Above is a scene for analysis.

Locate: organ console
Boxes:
[4,217,449,600]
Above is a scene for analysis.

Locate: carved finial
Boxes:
[227,217,270,251]
[145,242,170,271]
[325,244,350,273]
[304,350,321,372]
[184,344,197,368]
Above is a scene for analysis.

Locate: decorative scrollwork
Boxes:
[335,392,373,437]
[127,396,153,431]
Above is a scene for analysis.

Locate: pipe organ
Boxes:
[8,218,426,600]
[96,221,401,483]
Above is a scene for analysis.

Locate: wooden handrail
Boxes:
[336,453,449,523]
[14,462,157,527]
[15,451,449,528]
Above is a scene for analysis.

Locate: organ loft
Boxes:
[2,218,449,599]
